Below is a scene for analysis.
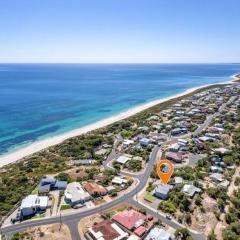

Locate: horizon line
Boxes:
[0,62,240,64]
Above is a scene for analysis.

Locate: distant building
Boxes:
[168,143,180,152]
[112,176,128,185]
[207,127,224,133]
[138,126,149,132]
[214,148,229,154]
[205,133,220,139]
[133,156,143,161]
[154,184,173,199]
[148,115,159,121]
[209,173,224,182]
[218,180,230,189]
[210,166,223,173]
[20,195,48,218]
[145,227,171,240]
[95,148,108,156]
[73,159,93,165]
[139,138,151,146]
[123,139,134,148]
[171,128,182,135]
[64,182,91,205]
[178,139,189,146]
[199,136,212,142]
[174,177,183,184]
[116,155,131,164]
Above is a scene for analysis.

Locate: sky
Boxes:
[0,0,239,63]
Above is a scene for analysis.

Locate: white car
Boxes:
[166,214,172,220]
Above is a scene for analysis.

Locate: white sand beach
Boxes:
[0,76,238,168]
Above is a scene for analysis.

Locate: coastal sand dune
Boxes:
[0,76,238,168]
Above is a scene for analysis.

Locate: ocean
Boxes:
[0,63,239,156]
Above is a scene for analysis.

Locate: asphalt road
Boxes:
[1,146,160,237]
[128,200,205,240]
[3,97,234,239]
[193,96,236,136]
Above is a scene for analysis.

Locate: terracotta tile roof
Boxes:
[84,182,107,195]
[134,226,146,237]
[112,209,146,230]
[92,219,120,240]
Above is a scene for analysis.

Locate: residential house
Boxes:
[64,182,91,205]
[20,195,48,218]
[154,184,173,199]
[54,181,68,190]
[181,184,201,197]
[116,155,131,164]
[84,182,107,197]
[112,176,128,185]
[38,184,51,195]
[139,138,151,147]
[134,226,147,237]
[73,159,93,165]
[123,139,134,148]
[106,186,116,193]
[165,152,183,163]
[171,128,182,135]
[168,143,180,152]
[209,173,224,182]
[174,177,183,184]
[39,177,67,191]
[210,166,223,173]
[112,209,146,231]
[214,148,229,154]
[40,177,56,188]
[87,219,128,240]
[178,139,189,146]
[218,180,230,189]
[145,227,172,240]
[199,136,212,142]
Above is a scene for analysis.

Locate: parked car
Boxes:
[72,203,85,209]
[166,214,172,220]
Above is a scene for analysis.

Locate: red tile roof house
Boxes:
[87,219,128,240]
[134,226,147,237]
[84,182,107,197]
[112,209,146,232]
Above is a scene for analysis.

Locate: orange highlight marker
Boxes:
[156,160,174,184]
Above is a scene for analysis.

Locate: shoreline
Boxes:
[0,74,239,168]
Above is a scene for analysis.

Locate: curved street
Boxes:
[1,146,205,240]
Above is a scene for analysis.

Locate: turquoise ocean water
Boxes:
[0,64,239,156]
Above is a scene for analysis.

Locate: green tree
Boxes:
[56,172,70,182]
[222,222,240,240]
[194,194,202,206]
[175,228,193,240]
[208,230,217,240]
[185,212,191,224]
